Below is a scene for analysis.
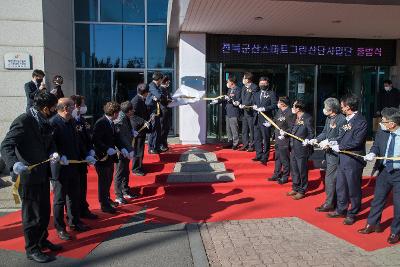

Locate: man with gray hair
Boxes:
[309,97,346,212]
[359,107,400,244]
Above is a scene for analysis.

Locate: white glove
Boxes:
[318,139,329,149]
[85,155,97,165]
[279,129,286,136]
[121,148,129,158]
[233,101,240,106]
[50,152,60,163]
[331,145,340,152]
[13,162,29,175]
[129,151,135,159]
[328,141,338,147]
[308,139,318,146]
[132,130,139,137]
[252,105,258,110]
[89,149,96,157]
[263,121,271,128]
[363,152,376,162]
[278,135,285,140]
[152,96,158,101]
[210,99,219,105]
[144,121,150,129]
[302,139,310,146]
[239,104,245,109]
[258,107,266,112]
[107,148,117,156]
[60,155,69,165]
[224,95,230,100]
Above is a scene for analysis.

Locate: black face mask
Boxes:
[259,85,268,91]
[35,78,43,84]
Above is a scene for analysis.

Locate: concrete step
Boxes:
[167,171,235,183]
[173,161,226,172]
[179,152,217,162]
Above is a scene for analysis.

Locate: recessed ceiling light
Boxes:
[254,16,264,20]
[331,20,342,24]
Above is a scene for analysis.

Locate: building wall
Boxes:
[0,0,45,141]
[390,39,400,88]
[42,0,74,97]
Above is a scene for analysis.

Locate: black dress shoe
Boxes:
[315,204,334,212]
[387,233,400,244]
[327,211,346,218]
[238,146,247,151]
[133,171,145,176]
[277,179,288,185]
[358,224,383,234]
[115,197,128,205]
[343,216,356,225]
[247,147,254,152]
[232,145,239,150]
[252,157,261,161]
[222,144,233,149]
[159,146,169,152]
[101,205,116,214]
[70,223,90,232]
[123,192,139,199]
[81,211,98,220]
[108,199,119,208]
[267,176,279,181]
[148,149,159,154]
[27,250,51,263]
[57,230,72,241]
[39,240,62,251]
[260,159,267,164]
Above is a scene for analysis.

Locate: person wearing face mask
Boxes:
[308,98,346,212]
[359,107,400,244]
[377,80,400,115]
[25,69,46,112]
[1,92,61,263]
[211,75,242,149]
[145,72,164,154]
[50,98,92,241]
[268,96,295,184]
[284,100,314,200]
[159,76,173,152]
[238,72,258,152]
[50,75,65,100]
[93,101,123,214]
[327,94,367,225]
[70,95,98,220]
[251,76,277,164]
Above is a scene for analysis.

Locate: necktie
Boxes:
[386,133,396,172]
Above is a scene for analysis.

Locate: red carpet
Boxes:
[0,144,396,258]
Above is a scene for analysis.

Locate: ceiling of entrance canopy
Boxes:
[179,0,400,39]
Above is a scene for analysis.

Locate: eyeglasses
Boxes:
[381,120,393,124]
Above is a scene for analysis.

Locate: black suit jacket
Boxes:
[24,81,39,111]
[131,95,149,137]
[290,113,314,158]
[145,81,162,111]
[115,113,133,153]
[217,85,241,118]
[240,83,258,117]
[1,113,56,185]
[274,108,296,147]
[252,88,277,125]
[92,116,121,164]
[370,128,398,171]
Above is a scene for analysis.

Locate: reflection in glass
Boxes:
[147,0,168,23]
[76,70,111,122]
[94,25,122,68]
[147,26,174,68]
[114,72,144,102]
[74,0,98,21]
[75,24,95,68]
[100,0,144,23]
[289,65,315,116]
[206,63,220,140]
[123,26,145,68]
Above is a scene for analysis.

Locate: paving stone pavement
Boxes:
[199,217,400,267]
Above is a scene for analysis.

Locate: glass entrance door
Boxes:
[112,71,144,103]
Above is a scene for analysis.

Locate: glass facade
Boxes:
[74,0,174,127]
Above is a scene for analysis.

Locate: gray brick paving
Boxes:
[199,217,400,267]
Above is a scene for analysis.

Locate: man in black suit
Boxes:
[50,98,92,241]
[92,102,123,214]
[145,72,164,154]
[70,95,98,220]
[211,75,241,150]
[238,72,258,152]
[24,69,46,112]
[268,96,295,184]
[1,92,61,263]
[377,80,400,114]
[327,94,367,225]
[252,77,277,164]
[131,83,150,176]
[114,101,137,204]
[159,76,173,152]
[359,107,400,244]
[309,98,346,212]
[285,100,314,200]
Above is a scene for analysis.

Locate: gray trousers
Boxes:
[323,153,339,207]
[226,116,239,146]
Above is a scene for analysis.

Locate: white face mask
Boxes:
[72,108,79,119]
[323,108,331,116]
[291,107,297,114]
[384,86,391,91]
[379,122,388,131]
[80,105,87,115]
